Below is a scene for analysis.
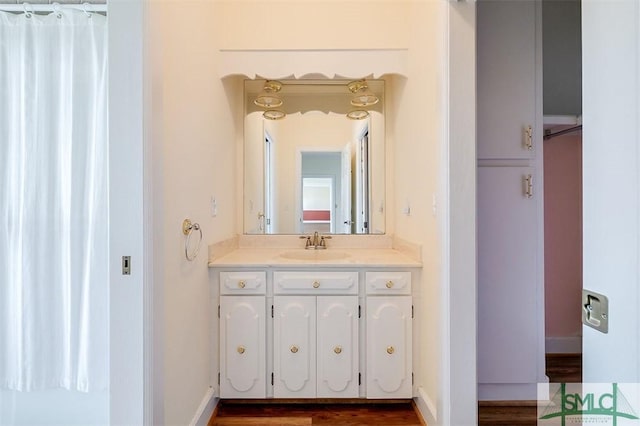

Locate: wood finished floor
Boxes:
[210,401,423,426]
[210,354,581,426]
[478,353,582,426]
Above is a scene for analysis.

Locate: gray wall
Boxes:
[543,0,582,115]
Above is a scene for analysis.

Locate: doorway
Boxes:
[301,176,335,233]
[541,0,583,370]
[299,151,349,234]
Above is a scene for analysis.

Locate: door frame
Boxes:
[439,2,478,425]
[108,0,154,424]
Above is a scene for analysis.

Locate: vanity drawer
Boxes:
[274,271,358,295]
[220,271,266,295]
[365,271,411,295]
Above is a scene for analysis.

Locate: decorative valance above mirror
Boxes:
[218,49,408,80]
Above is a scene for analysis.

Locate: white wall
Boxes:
[208,1,470,425]
[148,1,237,424]
[388,2,446,423]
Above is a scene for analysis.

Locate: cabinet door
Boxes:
[219,296,266,398]
[477,166,539,385]
[477,0,537,159]
[274,296,316,398]
[366,296,412,398]
[317,296,359,398]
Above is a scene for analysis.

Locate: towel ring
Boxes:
[182,219,202,261]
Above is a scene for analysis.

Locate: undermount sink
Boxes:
[278,250,351,261]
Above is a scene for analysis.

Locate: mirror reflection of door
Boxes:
[354,129,370,234]
[263,132,274,233]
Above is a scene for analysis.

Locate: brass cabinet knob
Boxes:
[334,346,342,354]
[290,345,299,353]
[238,280,246,288]
[386,280,394,288]
[386,346,395,355]
[312,281,320,288]
[237,345,246,354]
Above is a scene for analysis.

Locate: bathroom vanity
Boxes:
[209,240,421,400]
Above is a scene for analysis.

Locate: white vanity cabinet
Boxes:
[219,272,266,398]
[214,264,417,401]
[365,272,412,398]
[273,271,359,398]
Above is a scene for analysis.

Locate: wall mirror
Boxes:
[243,78,385,235]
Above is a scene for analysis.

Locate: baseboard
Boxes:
[189,387,219,426]
[413,387,437,425]
[545,336,582,354]
[478,383,541,401]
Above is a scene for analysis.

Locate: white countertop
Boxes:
[208,247,422,268]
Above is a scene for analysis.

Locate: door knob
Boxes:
[334,346,342,354]
[290,345,299,353]
[237,345,246,354]
[386,346,395,354]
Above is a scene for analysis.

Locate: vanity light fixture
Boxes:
[263,110,286,120]
[346,109,369,120]
[348,79,379,107]
[254,80,284,108]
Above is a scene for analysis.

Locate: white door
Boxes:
[264,132,274,233]
[477,166,539,386]
[366,296,412,398]
[355,131,370,233]
[341,143,352,233]
[274,296,316,397]
[317,296,359,398]
[476,0,545,401]
[219,296,266,398]
[581,1,640,384]
[108,2,146,424]
[477,0,536,160]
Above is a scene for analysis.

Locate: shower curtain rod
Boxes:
[0,3,106,13]
[543,124,582,141]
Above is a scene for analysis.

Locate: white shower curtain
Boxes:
[0,9,108,392]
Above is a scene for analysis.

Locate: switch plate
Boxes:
[210,196,218,217]
[582,289,608,333]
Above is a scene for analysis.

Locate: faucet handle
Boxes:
[300,235,313,249]
[318,235,332,248]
